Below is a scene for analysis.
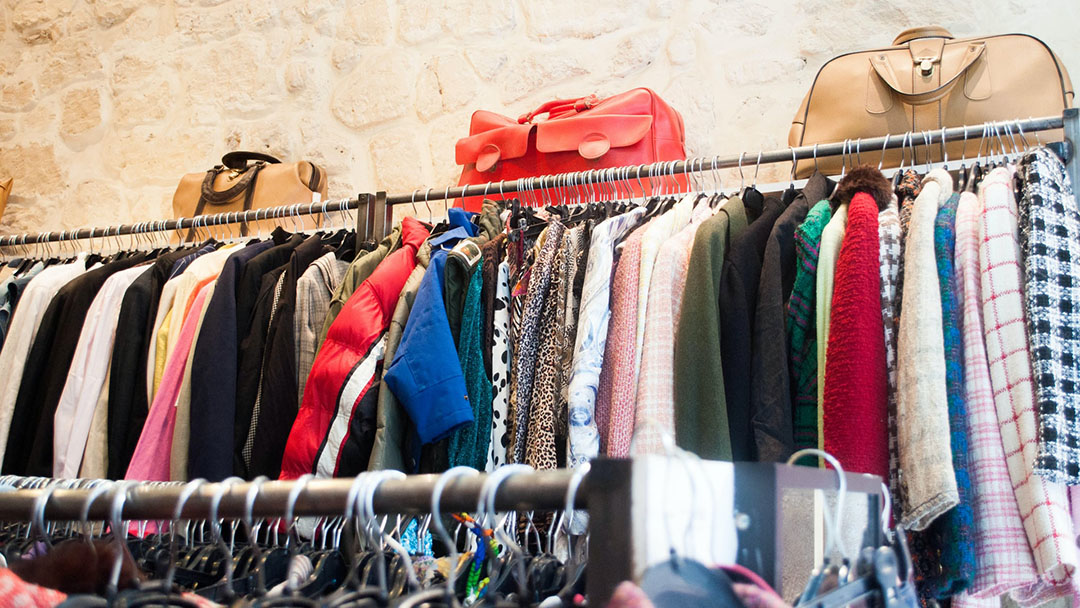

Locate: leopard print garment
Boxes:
[556,227,585,458]
[525,233,572,470]
[510,222,565,463]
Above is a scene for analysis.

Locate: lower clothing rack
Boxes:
[0,459,887,603]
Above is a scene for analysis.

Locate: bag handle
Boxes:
[187,163,267,240]
[517,95,600,124]
[892,25,953,45]
[221,151,281,169]
[870,42,985,106]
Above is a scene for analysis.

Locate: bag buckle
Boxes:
[917,57,935,77]
[574,95,601,112]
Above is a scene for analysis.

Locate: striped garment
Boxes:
[786,200,832,450]
[978,166,1076,604]
[1016,148,1080,484]
[954,190,1039,599]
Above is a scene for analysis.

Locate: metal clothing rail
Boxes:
[0,111,1075,249]
[0,470,584,522]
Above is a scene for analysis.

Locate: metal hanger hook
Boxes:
[282,474,314,549]
[165,479,209,590]
[106,480,139,600]
[424,187,435,224]
[362,470,418,592]
[209,477,244,596]
[959,125,969,166]
[879,133,890,171]
[879,482,893,542]
[1016,120,1032,152]
[31,485,59,550]
[478,464,533,596]
[562,462,591,537]
[79,481,115,542]
[787,448,849,560]
[431,467,479,594]
[940,126,949,168]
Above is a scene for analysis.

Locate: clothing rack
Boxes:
[1,111,1075,249]
[0,469,583,521]
[0,460,885,603]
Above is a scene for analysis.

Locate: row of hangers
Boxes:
[0,465,590,607]
[0,198,364,265]
[471,116,1058,215]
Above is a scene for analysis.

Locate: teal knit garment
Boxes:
[449,268,493,469]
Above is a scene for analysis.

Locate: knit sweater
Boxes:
[449,268,492,470]
[786,200,832,450]
[597,221,650,458]
[896,169,958,531]
[822,192,887,478]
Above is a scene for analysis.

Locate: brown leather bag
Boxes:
[172,151,328,236]
[790,26,1074,177]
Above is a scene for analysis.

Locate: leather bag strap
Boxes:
[222,151,281,169]
[518,95,604,124]
[187,163,266,240]
[199,165,261,205]
[892,25,953,45]
[869,42,985,106]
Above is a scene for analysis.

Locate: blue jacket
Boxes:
[385,248,473,446]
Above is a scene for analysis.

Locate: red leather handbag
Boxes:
[454,88,687,211]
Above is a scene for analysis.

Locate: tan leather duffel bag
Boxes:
[172,151,328,237]
[790,26,1074,177]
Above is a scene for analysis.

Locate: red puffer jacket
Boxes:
[279,217,430,479]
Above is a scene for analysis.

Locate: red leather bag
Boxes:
[454,88,687,211]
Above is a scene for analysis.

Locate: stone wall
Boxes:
[1,0,1078,235]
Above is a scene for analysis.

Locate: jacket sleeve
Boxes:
[384,253,474,445]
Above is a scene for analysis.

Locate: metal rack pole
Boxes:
[0,197,364,248]
[0,114,1067,248]
[0,470,585,522]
